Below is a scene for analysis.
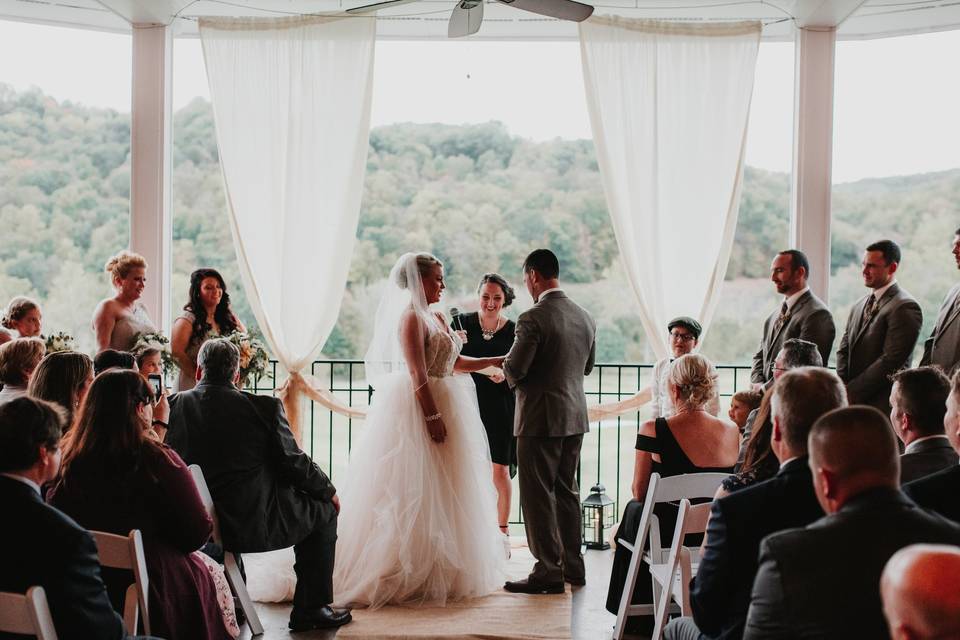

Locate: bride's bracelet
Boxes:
[424,412,442,422]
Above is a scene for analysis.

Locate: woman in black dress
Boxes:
[453,273,517,536]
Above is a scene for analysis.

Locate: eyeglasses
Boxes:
[670,332,696,342]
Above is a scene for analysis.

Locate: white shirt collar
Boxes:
[871,279,897,302]
[779,455,800,470]
[904,434,951,454]
[0,472,41,496]
[784,286,810,312]
[537,287,563,302]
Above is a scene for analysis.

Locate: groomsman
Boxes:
[751,250,835,386]
[836,240,922,415]
[920,229,960,375]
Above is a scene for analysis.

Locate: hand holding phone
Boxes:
[147,374,163,402]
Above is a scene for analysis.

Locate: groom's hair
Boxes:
[523,249,560,280]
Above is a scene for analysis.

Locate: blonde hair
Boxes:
[2,297,39,329]
[395,253,443,290]
[0,338,46,386]
[104,251,148,282]
[668,353,717,410]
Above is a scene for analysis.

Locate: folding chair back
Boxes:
[189,464,264,636]
[0,587,58,639]
[91,529,150,636]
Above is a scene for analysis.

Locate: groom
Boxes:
[503,249,597,593]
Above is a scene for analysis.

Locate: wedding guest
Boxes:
[606,354,739,634]
[882,544,960,640]
[454,272,517,538]
[920,227,960,376]
[0,296,42,345]
[28,351,94,431]
[92,251,157,353]
[50,370,237,640]
[650,317,720,418]
[0,337,45,405]
[889,366,957,483]
[171,268,244,392]
[729,389,762,434]
[135,347,163,379]
[93,349,137,376]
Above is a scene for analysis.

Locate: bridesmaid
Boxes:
[92,251,157,353]
[0,297,42,345]
[453,273,517,537]
[171,269,244,391]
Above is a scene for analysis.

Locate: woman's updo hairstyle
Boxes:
[395,253,442,290]
[668,353,717,410]
[104,251,148,282]
[477,273,516,307]
[2,297,39,329]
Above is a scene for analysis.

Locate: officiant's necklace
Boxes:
[479,314,503,341]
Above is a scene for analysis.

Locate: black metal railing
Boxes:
[245,359,754,524]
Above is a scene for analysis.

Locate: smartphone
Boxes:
[147,374,163,401]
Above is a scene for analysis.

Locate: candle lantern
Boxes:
[581,483,615,550]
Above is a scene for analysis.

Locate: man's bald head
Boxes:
[882,544,960,640]
[808,406,900,513]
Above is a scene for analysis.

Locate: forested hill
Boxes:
[2,84,959,361]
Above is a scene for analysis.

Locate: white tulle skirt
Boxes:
[332,372,507,609]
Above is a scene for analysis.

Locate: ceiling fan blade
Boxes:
[448,0,484,37]
[495,0,593,21]
[346,0,417,14]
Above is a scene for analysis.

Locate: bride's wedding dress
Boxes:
[332,328,507,608]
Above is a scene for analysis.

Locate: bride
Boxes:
[333,252,509,609]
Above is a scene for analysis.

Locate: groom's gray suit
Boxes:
[504,289,596,585]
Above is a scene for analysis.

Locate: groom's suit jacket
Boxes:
[750,289,835,384]
[504,290,596,437]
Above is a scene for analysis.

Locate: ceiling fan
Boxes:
[346,0,595,38]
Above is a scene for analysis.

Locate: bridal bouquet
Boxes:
[132,331,179,377]
[223,330,270,388]
[43,332,75,353]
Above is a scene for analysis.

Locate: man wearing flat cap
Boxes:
[650,316,720,418]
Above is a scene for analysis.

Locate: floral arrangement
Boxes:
[224,330,270,388]
[131,331,179,377]
[43,332,75,353]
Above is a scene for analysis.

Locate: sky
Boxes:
[0,19,958,183]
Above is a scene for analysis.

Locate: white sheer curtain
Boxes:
[579,17,760,359]
[200,15,376,439]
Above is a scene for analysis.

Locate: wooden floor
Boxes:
[236,542,649,640]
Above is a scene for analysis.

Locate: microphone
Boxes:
[450,307,465,331]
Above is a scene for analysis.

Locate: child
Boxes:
[729,389,763,434]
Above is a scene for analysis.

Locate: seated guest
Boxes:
[28,351,94,431]
[166,339,351,632]
[903,368,960,523]
[0,337,45,405]
[728,389,762,435]
[650,318,720,418]
[606,354,739,633]
[881,544,960,640]
[742,406,960,639]
[0,397,139,640]
[93,349,137,376]
[49,370,236,640]
[890,366,957,483]
[134,347,163,379]
[665,367,846,640]
[0,296,42,345]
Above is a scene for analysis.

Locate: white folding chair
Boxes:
[91,529,150,636]
[649,499,713,639]
[613,472,727,640]
[0,587,58,639]
[189,463,264,636]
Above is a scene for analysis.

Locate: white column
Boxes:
[130,24,173,332]
[790,27,836,303]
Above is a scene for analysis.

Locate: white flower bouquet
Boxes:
[43,332,75,353]
[223,330,270,388]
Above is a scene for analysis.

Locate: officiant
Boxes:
[453,272,517,537]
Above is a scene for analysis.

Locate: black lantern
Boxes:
[581,483,615,550]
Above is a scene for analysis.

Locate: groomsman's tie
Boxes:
[862,294,877,325]
[773,302,789,334]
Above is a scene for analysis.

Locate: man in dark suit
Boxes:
[743,406,960,640]
[664,367,846,640]
[751,250,835,386]
[920,228,960,375]
[166,338,350,632]
[903,369,960,524]
[0,397,145,640]
[836,240,923,415]
[503,249,596,594]
[889,367,957,483]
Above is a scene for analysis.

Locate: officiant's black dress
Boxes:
[453,312,517,474]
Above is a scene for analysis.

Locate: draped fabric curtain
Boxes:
[200,15,376,440]
[579,17,761,359]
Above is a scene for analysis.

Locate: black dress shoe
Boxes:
[504,578,565,594]
[289,606,353,631]
[565,576,586,586]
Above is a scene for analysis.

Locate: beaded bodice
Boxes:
[425,330,461,378]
